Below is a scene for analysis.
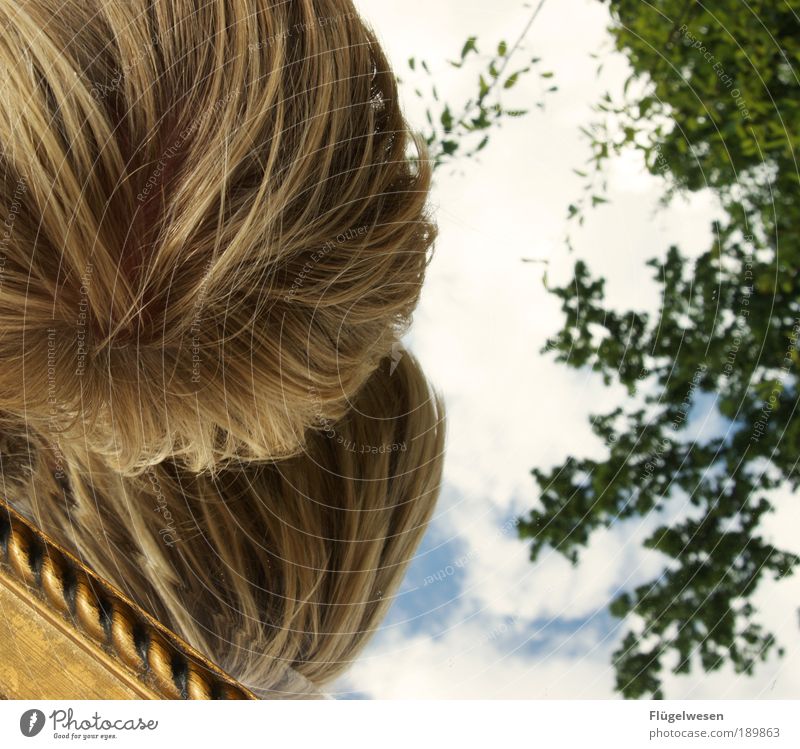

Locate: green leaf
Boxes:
[441,140,459,156]
[461,36,478,60]
[479,74,490,100]
[471,109,491,130]
[440,106,454,133]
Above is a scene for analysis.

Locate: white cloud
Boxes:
[335,612,618,699]
[347,0,800,699]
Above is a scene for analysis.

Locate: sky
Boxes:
[334,0,800,699]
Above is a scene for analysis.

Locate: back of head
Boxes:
[19,350,446,696]
[0,0,435,474]
[0,0,446,694]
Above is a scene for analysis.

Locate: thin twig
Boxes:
[481,0,549,107]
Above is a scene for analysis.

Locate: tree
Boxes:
[406,0,553,170]
[517,0,800,698]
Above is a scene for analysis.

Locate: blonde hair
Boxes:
[10,351,445,695]
[0,0,435,475]
[0,0,445,695]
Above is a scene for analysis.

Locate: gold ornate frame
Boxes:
[0,497,255,700]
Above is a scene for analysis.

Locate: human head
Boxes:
[0,0,445,696]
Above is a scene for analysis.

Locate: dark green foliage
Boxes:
[518,1,800,698]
